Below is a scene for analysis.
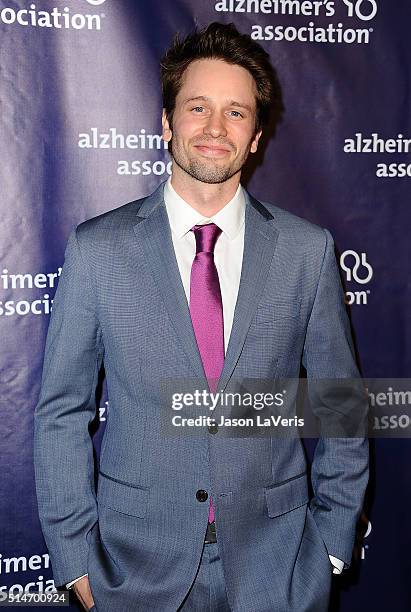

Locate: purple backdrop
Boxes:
[1,0,410,609]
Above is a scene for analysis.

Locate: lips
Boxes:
[193,144,231,157]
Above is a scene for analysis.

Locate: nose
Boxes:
[203,111,227,138]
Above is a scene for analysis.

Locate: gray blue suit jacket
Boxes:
[34,181,368,612]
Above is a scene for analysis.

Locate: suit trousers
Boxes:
[87,541,230,612]
[178,541,231,611]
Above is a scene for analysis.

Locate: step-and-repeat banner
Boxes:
[1,1,410,610]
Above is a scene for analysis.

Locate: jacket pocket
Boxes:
[97,471,149,518]
[264,472,308,518]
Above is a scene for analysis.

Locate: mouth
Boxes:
[193,144,232,158]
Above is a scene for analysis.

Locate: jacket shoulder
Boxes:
[75,197,146,243]
[262,200,327,238]
[257,199,332,253]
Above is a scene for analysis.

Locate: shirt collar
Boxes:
[164,177,245,240]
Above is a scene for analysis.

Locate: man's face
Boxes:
[162,59,262,184]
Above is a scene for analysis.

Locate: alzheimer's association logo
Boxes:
[340,250,373,306]
[340,251,373,284]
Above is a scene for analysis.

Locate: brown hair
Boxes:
[160,22,280,133]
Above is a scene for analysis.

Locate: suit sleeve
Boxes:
[302,228,369,567]
[34,228,103,587]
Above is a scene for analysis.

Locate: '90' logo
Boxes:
[342,0,378,21]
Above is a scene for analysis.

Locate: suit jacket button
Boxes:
[208,420,218,434]
[196,489,208,502]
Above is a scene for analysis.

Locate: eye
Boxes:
[228,110,244,118]
[191,106,205,113]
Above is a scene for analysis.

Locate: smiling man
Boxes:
[34,22,368,612]
[162,60,261,189]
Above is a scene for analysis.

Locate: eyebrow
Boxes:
[182,96,253,112]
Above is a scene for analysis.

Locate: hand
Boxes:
[73,575,95,611]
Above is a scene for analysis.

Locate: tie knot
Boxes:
[192,223,222,254]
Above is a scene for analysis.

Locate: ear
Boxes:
[250,129,262,154]
[162,109,172,142]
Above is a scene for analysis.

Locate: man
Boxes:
[34,22,369,612]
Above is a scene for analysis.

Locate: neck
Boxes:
[170,164,241,217]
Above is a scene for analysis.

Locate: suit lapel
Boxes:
[133,183,206,381]
[218,192,279,392]
[133,182,279,390]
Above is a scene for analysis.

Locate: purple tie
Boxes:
[190,223,224,523]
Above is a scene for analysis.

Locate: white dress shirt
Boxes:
[66,179,343,587]
[164,177,245,354]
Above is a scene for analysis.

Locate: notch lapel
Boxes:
[218,192,279,392]
[132,183,279,392]
[132,184,206,382]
